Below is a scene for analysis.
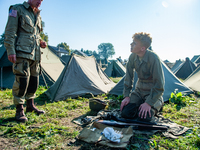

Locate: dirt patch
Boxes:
[0,137,20,150]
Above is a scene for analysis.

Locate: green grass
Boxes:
[109,77,122,83]
[0,84,200,149]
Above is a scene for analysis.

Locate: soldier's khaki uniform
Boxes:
[122,49,165,121]
[4,2,42,105]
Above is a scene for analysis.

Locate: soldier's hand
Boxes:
[120,97,130,111]
[8,54,16,63]
[138,102,151,119]
[40,40,47,48]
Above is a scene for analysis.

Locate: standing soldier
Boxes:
[120,32,164,122]
[4,0,46,122]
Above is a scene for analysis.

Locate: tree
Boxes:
[0,32,5,46]
[83,50,93,56]
[40,32,49,43]
[92,51,100,60]
[57,42,71,55]
[98,43,115,59]
[40,21,49,44]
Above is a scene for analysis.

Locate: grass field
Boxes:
[0,80,200,149]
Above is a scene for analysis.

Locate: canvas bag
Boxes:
[78,122,133,148]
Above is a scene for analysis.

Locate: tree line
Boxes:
[0,21,115,60]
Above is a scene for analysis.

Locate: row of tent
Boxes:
[0,46,64,89]
[0,45,199,103]
[168,56,200,92]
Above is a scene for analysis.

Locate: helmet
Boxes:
[89,98,107,112]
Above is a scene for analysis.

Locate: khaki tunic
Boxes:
[123,49,165,111]
[4,2,42,105]
[4,1,42,61]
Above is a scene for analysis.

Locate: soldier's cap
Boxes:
[89,98,107,112]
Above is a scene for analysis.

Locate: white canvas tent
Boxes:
[40,47,65,86]
[184,65,200,92]
[45,54,116,101]
[109,61,193,102]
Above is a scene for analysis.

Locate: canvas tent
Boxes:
[45,54,116,101]
[60,55,71,65]
[48,45,69,57]
[72,50,88,57]
[163,60,174,69]
[171,59,184,73]
[0,46,14,89]
[175,57,197,80]
[104,60,126,77]
[109,61,193,102]
[0,46,64,88]
[191,55,200,63]
[184,65,200,92]
[40,47,65,86]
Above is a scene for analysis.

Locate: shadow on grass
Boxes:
[0,117,16,125]
[1,92,50,110]
[1,104,15,110]
[34,92,51,106]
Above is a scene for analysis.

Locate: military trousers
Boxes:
[121,88,163,122]
[12,58,40,105]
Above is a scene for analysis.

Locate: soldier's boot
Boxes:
[26,99,45,115]
[15,104,28,123]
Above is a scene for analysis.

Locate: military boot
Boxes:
[26,99,45,115]
[15,104,28,123]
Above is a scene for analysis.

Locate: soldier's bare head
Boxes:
[28,0,43,9]
[132,32,152,49]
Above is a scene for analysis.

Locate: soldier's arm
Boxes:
[4,6,19,57]
[145,54,165,106]
[123,53,135,97]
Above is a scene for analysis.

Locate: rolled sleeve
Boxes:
[4,6,19,56]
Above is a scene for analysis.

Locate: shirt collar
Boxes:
[142,49,150,63]
[133,49,150,63]
[23,1,41,13]
[23,1,30,9]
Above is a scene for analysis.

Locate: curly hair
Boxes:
[132,32,152,49]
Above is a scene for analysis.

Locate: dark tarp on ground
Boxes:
[109,61,193,102]
[45,54,116,101]
[104,60,126,77]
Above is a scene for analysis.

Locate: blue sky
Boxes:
[0,0,200,62]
